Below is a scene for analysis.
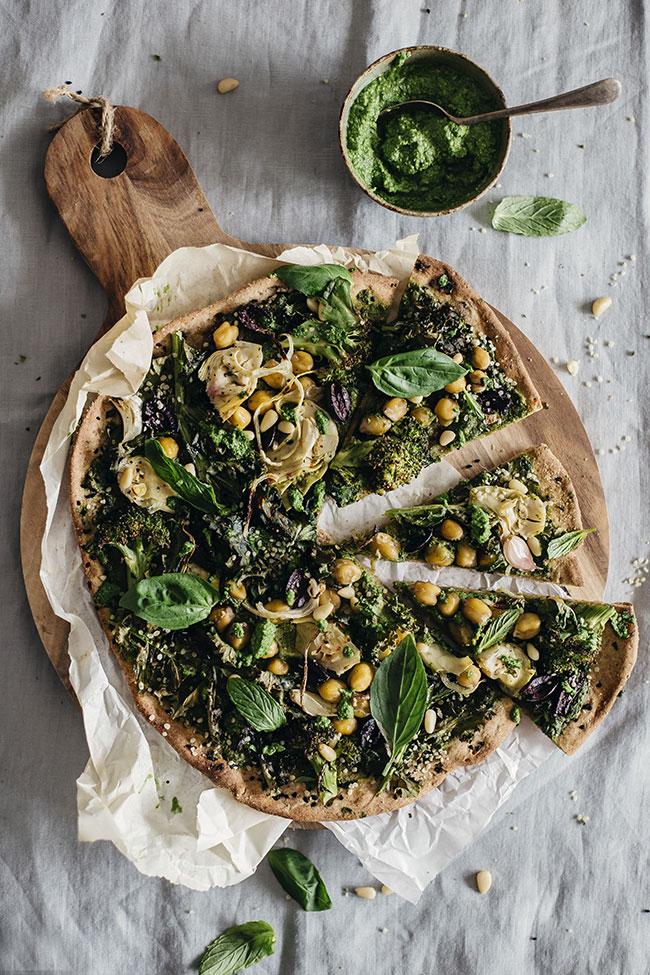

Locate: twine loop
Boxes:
[42,85,115,159]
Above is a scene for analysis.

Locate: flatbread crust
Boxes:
[409,254,542,415]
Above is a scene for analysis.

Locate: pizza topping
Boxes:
[296,621,362,675]
[112,394,143,444]
[502,534,536,571]
[116,455,177,512]
[477,642,536,696]
[141,397,178,436]
[198,340,266,417]
[469,485,546,539]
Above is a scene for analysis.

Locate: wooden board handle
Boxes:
[44,106,235,329]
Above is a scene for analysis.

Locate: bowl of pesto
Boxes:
[340,46,511,216]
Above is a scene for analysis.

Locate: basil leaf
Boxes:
[546,529,594,560]
[367,348,467,398]
[370,633,428,791]
[474,607,522,652]
[272,262,352,296]
[144,439,221,514]
[119,573,218,630]
[199,921,276,975]
[226,676,286,732]
[462,388,484,420]
[267,848,332,912]
[492,196,587,237]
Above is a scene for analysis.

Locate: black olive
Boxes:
[142,397,179,435]
[554,675,587,717]
[477,387,513,415]
[519,675,559,702]
[237,306,275,338]
[307,658,329,686]
[360,717,382,751]
[286,568,310,608]
[403,526,434,554]
[260,423,276,451]
[325,382,353,423]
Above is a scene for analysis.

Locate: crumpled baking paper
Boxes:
[39,234,557,901]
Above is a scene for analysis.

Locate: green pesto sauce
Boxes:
[346,52,505,212]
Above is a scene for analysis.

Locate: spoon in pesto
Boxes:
[377,77,621,128]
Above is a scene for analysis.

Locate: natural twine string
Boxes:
[42,85,115,158]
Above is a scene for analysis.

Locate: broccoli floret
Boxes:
[250,620,277,659]
[94,579,122,608]
[287,486,306,513]
[205,425,253,459]
[94,506,171,587]
[468,504,491,546]
[367,417,432,492]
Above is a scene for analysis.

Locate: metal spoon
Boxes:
[377,77,621,129]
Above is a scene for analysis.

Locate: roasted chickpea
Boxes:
[456,542,478,568]
[468,369,486,383]
[462,597,492,626]
[449,621,474,646]
[263,640,279,658]
[434,397,457,426]
[247,390,275,413]
[230,406,252,430]
[382,397,408,422]
[472,346,491,370]
[267,657,289,675]
[438,592,461,616]
[411,406,434,427]
[370,532,400,561]
[425,542,454,567]
[291,350,314,374]
[213,321,239,348]
[409,581,441,606]
[359,413,392,436]
[444,376,467,395]
[332,717,358,735]
[331,559,362,585]
[319,678,347,703]
[479,552,497,568]
[458,665,481,689]
[228,580,247,601]
[157,436,179,459]
[263,599,290,613]
[209,605,235,632]
[299,375,318,397]
[513,612,542,640]
[263,360,287,390]
[227,621,250,651]
[348,662,374,692]
[441,519,464,541]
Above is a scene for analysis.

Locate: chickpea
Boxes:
[321,588,341,611]
[468,370,486,383]
[458,665,481,689]
[359,413,392,436]
[264,599,290,613]
[333,717,358,735]
[247,390,275,414]
[157,436,179,459]
[462,598,492,626]
[318,678,347,703]
[228,580,247,601]
[209,605,235,632]
[213,321,239,348]
[227,621,250,651]
[449,621,474,645]
[455,542,477,568]
[440,519,464,541]
[479,552,497,567]
[291,350,314,374]
[409,581,441,606]
[383,397,408,422]
[472,346,491,370]
[513,612,542,640]
[425,542,454,567]
[370,532,401,561]
[331,559,362,585]
[230,406,252,429]
[263,640,279,658]
[434,397,457,426]
[348,662,374,692]
[267,657,289,675]
[438,592,461,616]
[411,406,434,427]
[299,375,318,397]
[263,360,287,390]
[444,376,467,395]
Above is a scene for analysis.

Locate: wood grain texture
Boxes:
[21,106,609,705]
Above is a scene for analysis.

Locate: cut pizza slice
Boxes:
[326,254,542,506]
[401,583,637,754]
[365,444,590,586]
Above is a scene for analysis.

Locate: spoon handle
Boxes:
[461,78,622,124]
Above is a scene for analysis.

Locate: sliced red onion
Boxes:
[502,534,536,571]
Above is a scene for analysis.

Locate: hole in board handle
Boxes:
[90,143,127,178]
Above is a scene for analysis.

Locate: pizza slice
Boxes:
[364,445,590,586]
[401,583,637,753]
[326,254,542,506]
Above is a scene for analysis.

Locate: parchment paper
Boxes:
[39,234,556,901]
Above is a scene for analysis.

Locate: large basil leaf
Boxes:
[492,196,587,237]
[267,848,332,912]
[272,263,352,296]
[199,921,276,975]
[226,677,286,732]
[547,529,594,560]
[119,572,218,629]
[370,633,428,791]
[144,439,221,514]
[367,348,467,398]
[474,607,522,652]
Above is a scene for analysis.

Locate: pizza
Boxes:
[364,445,589,586]
[69,258,637,822]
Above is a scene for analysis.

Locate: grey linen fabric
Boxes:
[1,0,648,972]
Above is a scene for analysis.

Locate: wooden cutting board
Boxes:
[20,105,609,700]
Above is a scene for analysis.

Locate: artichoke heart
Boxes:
[469,485,546,538]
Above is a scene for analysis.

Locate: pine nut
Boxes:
[218,77,239,94]
[508,478,528,495]
[424,709,437,734]
[278,420,295,435]
[313,601,333,621]
[566,360,580,376]
[306,297,319,314]
[380,885,395,895]
[592,296,612,318]
[527,643,540,661]
[337,586,355,599]
[527,535,542,557]
[439,429,456,447]
[354,886,377,900]
[318,743,337,763]
[118,466,134,492]
[260,410,278,432]
[476,870,492,894]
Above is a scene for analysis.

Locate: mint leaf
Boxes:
[492,196,586,237]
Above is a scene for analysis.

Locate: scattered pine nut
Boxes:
[566,360,580,376]
[380,885,394,895]
[476,870,492,894]
[592,297,612,318]
[218,77,240,94]
[354,886,377,900]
